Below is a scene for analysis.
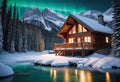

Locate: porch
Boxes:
[54,42,94,57]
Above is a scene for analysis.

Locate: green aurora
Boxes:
[0,0,112,18]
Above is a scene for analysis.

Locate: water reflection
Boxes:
[106,72,111,82]
[53,70,57,82]
[50,69,57,82]
[0,76,13,82]
[79,70,86,82]
[50,68,93,82]
[64,69,70,82]
[75,69,78,78]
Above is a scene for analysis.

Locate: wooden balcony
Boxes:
[54,42,94,50]
[54,42,94,57]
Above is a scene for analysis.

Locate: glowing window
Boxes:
[77,38,81,42]
[69,25,76,34]
[78,24,87,33]
[72,25,76,34]
[69,38,74,43]
[78,24,82,33]
[84,37,91,42]
[106,37,109,43]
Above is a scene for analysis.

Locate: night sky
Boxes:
[0,0,112,17]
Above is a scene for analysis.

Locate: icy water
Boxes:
[1,62,120,82]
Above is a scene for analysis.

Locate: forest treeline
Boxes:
[0,0,44,53]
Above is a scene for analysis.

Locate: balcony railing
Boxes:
[54,42,94,50]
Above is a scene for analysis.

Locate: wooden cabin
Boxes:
[54,14,113,57]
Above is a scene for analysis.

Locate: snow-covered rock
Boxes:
[22,8,66,31]
[40,59,53,65]
[84,58,99,67]
[0,63,14,78]
[77,58,88,64]
[93,57,120,69]
[51,60,69,67]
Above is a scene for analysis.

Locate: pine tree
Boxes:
[15,11,19,51]
[22,19,27,52]
[6,6,12,51]
[0,24,3,53]
[9,3,16,53]
[1,0,8,50]
[1,0,7,30]
[112,0,120,57]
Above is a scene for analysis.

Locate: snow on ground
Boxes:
[0,51,44,64]
[0,63,14,77]
[34,54,81,67]
[0,51,120,70]
[77,53,120,69]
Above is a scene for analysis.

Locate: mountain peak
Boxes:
[22,8,66,31]
[44,8,55,13]
[103,8,114,15]
[22,8,40,19]
[79,10,102,20]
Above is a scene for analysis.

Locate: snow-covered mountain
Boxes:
[22,8,66,31]
[79,8,113,22]
[79,10,102,20]
[79,8,114,28]
[103,8,113,22]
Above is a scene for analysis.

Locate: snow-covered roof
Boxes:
[70,14,113,34]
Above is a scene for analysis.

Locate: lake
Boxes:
[0,62,120,82]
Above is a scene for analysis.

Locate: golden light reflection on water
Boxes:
[79,70,86,82]
[50,69,57,82]
[50,69,53,77]
[79,70,93,82]
[50,69,93,82]
[106,72,111,82]
[86,71,92,82]
[75,69,78,78]
[53,70,57,82]
[64,69,70,82]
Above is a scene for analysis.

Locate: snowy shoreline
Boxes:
[0,63,14,78]
[0,50,120,77]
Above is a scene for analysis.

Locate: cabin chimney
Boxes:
[98,15,105,26]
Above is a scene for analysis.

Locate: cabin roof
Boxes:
[58,14,113,36]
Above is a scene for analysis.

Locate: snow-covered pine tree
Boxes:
[112,0,120,57]
[1,0,7,31]
[1,0,8,50]
[6,6,12,51]
[9,3,16,53]
[22,19,27,52]
[17,24,23,52]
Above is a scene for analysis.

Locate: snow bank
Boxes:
[77,53,105,68]
[77,53,120,69]
[93,57,120,69]
[51,60,69,67]
[0,51,120,71]
[0,63,14,78]
[40,59,53,65]
[34,54,81,67]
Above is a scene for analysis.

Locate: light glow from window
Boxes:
[69,38,74,43]
[106,37,109,43]
[84,36,91,42]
